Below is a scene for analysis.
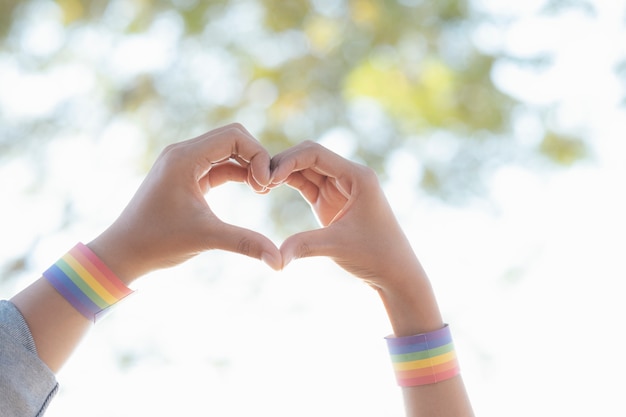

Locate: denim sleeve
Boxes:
[0,300,58,417]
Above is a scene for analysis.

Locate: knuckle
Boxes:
[236,237,256,257]
[300,140,321,152]
[161,142,179,155]
[358,165,379,184]
[296,243,312,259]
[226,122,247,136]
[159,142,187,163]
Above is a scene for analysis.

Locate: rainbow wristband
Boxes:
[43,243,134,322]
[385,324,460,387]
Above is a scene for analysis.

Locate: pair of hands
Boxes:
[89,124,419,291]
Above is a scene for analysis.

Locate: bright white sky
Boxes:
[1,0,626,416]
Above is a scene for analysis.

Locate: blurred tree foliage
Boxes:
[0,0,592,243]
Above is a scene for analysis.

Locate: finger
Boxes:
[299,168,328,189]
[185,123,258,155]
[205,158,268,193]
[270,141,352,185]
[210,222,282,271]
[246,168,268,193]
[188,123,272,186]
[279,227,341,267]
[281,171,320,206]
[203,161,248,190]
[298,170,351,202]
[212,124,272,187]
[212,154,267,193]
[283,171,351,225]
[164,124,256,166]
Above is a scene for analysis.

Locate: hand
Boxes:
[88,124,282,283]
[269,141,423,291]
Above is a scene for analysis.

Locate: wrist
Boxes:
[375,266,444,337]
[86,231,145,286]
[41,242,135,323]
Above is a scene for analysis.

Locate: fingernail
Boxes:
[281,252,295,269]
[269,172,284,186]
[261,251,282,271]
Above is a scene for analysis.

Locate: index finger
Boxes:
[185,123,272,187]
[270,141,356,187]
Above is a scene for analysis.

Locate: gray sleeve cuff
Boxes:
[0,300,59,417]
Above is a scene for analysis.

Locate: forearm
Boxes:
[10,277,92,373]
[9,238,136,374]
[376,260,474,417]
[376,259,443,337]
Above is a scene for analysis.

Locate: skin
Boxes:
[270,141,475,417]
[10,124,474,416]
[11,124,282,372]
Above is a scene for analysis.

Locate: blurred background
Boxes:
[1,0,625,415]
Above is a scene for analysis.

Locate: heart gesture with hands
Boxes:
[9,123,473,417]
[89,124,426,300]
[89,123,444,343]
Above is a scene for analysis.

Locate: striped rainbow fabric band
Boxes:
[43,242,134,322]
[385,324,460,387]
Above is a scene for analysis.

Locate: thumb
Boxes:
[212,222,282,270]
[279,228,338,268]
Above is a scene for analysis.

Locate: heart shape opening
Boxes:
[205,180,319,246]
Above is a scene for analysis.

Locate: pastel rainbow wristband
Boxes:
[385,324,460,387]
[43,243,134,322]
